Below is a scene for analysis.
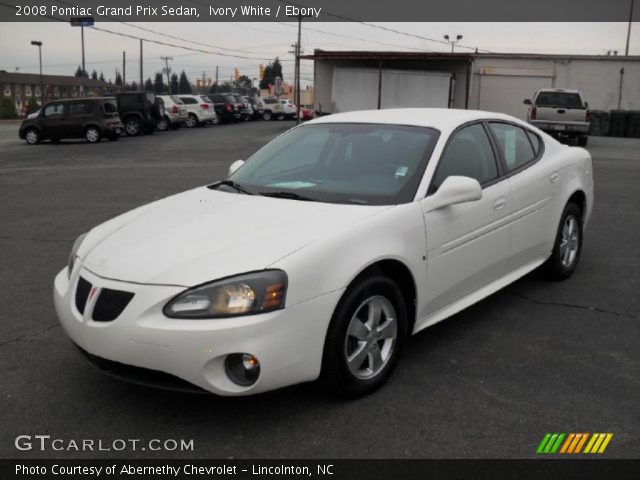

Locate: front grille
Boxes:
[92,288,134,322]
[75,277,92,314]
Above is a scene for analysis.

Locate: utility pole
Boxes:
[139,39,143,90]
[215,65,219,85]
[122,51,126,87]
[295,13,302,124]
[30,41,43,104]
[161,56,173,89]
[625,0,635,56]
[202,71,206,93]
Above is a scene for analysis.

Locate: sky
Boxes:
[1,22,638,87]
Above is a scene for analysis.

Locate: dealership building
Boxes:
[304,51,640,120]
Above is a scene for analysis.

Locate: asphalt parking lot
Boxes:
[0,121,638,459]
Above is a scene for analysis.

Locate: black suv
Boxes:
[208,93,241,124]
[19,97,122,144]
[115,92,165,136]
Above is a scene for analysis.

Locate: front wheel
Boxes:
[544,202,583,280]
[156,117,169,131]
[24,128,40,145]
[263,111,272,121]
[321,273,407,397]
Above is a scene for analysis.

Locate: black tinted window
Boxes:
[180,97,197,104]
[119,95,143,109]
[489,123,536,171]
[432,123,498,191]
[535,92,584,108]
[69,101,94,116]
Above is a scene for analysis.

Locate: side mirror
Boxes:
[228,159,245,176]
[425,176,482,212]
[584,101,589,108]
[523,99,532,105]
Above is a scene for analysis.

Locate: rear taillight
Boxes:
[172,105,178,114]
[226,104,232,112]
[530,107,537,120]
[200,103,209,109]
[586,110,592,122]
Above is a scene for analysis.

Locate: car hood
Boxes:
[82,187,389,286]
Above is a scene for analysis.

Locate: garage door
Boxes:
[478,74,552,120]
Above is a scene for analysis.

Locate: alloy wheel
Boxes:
[560,215,580,267]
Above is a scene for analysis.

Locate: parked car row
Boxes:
[18,93,312,145]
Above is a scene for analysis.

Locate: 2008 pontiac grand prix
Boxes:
[54,108,593,397]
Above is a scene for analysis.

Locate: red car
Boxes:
[298,106,315,121]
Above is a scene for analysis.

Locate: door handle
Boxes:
[492,197,507,211]
[549,171,560,183]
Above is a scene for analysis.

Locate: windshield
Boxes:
[229,123,439,205]
[535,92,584,108]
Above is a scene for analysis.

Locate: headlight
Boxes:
[67,233,87,279]
[163,270,287,319]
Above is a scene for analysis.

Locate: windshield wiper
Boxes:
[259,191,318,202]
[209,180,254,195]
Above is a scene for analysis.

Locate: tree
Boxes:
[91,70,98,80]
[128,81,138,91]
[74,66,88,78]
[99,72,105,82]
[154,72,165,94]
[259,57,283,90]
[0,97,17,119]
[233,75,256,95]
[115,71,123,86]
[209,81,233,93]
[26,97,40,114]
[170,73,179,94]
[144,78,154,92]
[178,71,192,94]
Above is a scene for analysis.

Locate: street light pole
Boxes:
[625,0,635,56]
[30,41,43,104]
[444,34,463,53]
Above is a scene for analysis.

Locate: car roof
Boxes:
[307,108,518,131]
[536,88,581,94]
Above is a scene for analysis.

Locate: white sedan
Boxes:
[54,108,594,397]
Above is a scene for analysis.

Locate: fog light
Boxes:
[225,353,260,386]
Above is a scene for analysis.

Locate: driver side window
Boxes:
[431,123,498,193]
[43,103,65,117]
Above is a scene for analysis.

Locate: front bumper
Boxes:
[54,267,342,395]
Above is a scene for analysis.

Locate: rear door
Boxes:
[420,122,511,320]
[487,122,558,270]
[68,100,95,137]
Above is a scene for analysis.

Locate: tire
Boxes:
[277,114,285,121]
[156,117,169,131]
[24,128,40,145]
[578,135,588,147]
[185,113,198,128]
[320,273,407,397]
[212,115,220,125]
[544,202,583,280]
[263,111,272,121]
[124,118,141,136]
[85,126,101,143]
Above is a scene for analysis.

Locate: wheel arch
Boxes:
[567,189,587,220]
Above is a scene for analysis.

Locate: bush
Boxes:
[0,97,18,119]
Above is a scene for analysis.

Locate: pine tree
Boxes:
[91,70,98,80]
[259,58,283,90]
[154,72,165,94]
[115,71,123,86]
[170,73,179,94]
[144,78,153,92]
[178,71,192,94]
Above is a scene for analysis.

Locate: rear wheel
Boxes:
[85,126,101,143]
[263,111,272,121]
[544,202,583,280]
[124,118,141,136]
[24,128,40,145]
[321,273,407,397]
[185,113,198,128]
[156,116,169,131]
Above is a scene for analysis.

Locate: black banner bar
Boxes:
[2,459,640,480]
[2,0,640,22]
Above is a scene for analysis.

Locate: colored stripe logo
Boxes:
[537,433,613,454]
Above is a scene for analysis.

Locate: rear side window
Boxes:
[43,103,65,117]
[180,97,197,104]
[535,92,584,108]
[432,123,498,191]
[119,95,143,110]
[69,101,94,116]
[489,123,536,171]
[170,96,183,104]
[526,130,541,155]
[103,100,118,115]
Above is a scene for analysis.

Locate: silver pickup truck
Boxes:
[524,89,591,146]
